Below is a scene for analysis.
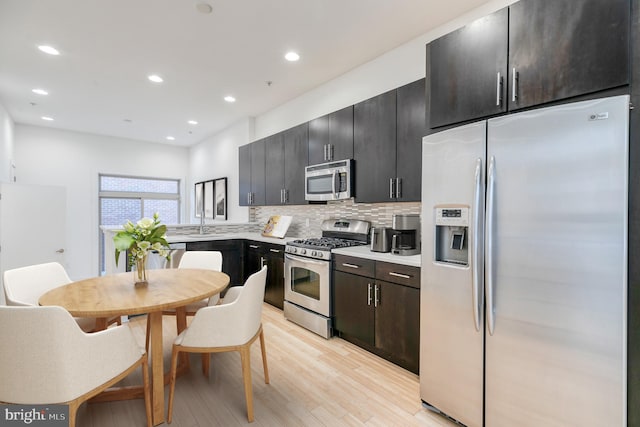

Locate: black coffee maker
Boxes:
[390,214,420,256]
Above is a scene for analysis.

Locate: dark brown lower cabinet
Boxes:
[333,257,420,373]
[333,271,375,346]
[245,241,284,309]
[374,280,419,373]
[186,240,244,287]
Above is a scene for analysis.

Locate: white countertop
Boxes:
[332,245,421,267]
[171,234,421,267]
[167,232,294,245]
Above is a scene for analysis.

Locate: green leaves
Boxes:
[113,214,170,267]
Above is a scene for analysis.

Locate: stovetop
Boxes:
[287,237,368,250]
[285,219,370,261]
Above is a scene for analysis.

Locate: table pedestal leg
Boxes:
[148,311,165,426]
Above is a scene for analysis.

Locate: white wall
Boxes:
[13,124,190,280]
[0,101,15,183]
[188,117,254,223]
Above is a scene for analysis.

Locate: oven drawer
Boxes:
[375,262,420,289]
[334,254,375,277]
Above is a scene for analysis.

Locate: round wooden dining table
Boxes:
[39,268,229,426]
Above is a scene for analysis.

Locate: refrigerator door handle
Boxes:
[512,67,519,103]
[472,158,483,332]
[486,155,496,335]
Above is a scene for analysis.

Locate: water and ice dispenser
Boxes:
[434,206,469,266]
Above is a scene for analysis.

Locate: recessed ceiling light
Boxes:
[148,74,164,83]
[284,51,300,62]
[32,88,48,95]
[188,120,198,125]
[224,96,236,103]
[41,116,54,121]
[38,45,60,55]
[166,136,175,141]
[196,3,213,14]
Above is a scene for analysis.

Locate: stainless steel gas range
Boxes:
[284,219,370,338]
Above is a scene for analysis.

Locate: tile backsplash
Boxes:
[252,200,421,238]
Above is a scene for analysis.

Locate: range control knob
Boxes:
[291,247,297,253]
[311,251,317,257]
[300,249,306,255]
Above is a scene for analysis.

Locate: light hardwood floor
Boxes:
[77,304,457,427]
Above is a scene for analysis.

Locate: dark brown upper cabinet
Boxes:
[508,0,629,111]
[238,139,266,206]
[264,123,309,206]
[353,79,425,203]
[428,8,509,128]
[308,106,354,165]
[395,78,426,202]
[264,133,285,206]
[282,123,309,205]
[354,89,397,203]
[428,0,630,127]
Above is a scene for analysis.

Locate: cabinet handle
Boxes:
[247,193,251,205]
[260,256,266,267]
[496,72,503,107]
[324,144,328,161]
[281,189,285,204]
[367,283,372,306]
[396,177,402,199]
[389,178,395,199]
[389,272,411,279]
[342,263,360,269]
[249,245,260,249]
[284,189,289,203]
[269,248,280,253]
[374,284,379,307]
[512,67,518,103]
[329,144,334,161]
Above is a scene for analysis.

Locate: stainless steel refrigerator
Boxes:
[420,95,628,427]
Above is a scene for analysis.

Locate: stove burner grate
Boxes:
[288,237,367,250]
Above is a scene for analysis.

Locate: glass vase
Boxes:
[134,253,148,286]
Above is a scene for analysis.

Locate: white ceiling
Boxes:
[0,0,490,146]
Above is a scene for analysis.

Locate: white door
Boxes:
[0,183,66,304]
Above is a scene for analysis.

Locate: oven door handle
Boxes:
[285,254,327,265]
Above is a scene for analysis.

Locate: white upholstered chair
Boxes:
[167,266,269,423]
[2,262,120,332]
[175,250,223,308]
[146,251,223,350]
[0,305,151,427]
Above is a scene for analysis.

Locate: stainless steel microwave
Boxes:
[305,159,353,201]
